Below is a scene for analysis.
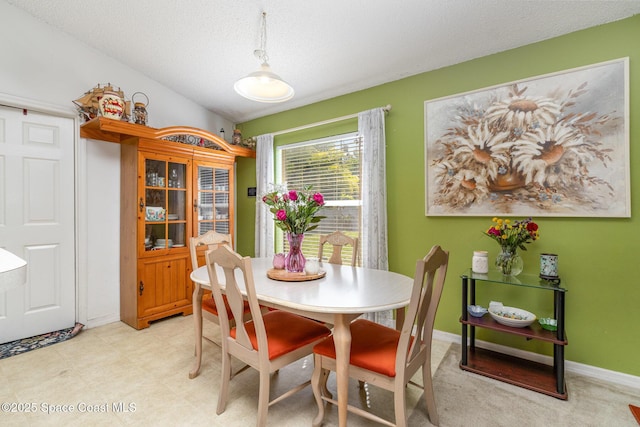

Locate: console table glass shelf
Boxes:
[460,269,568,400]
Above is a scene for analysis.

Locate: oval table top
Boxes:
[190,257,413,315]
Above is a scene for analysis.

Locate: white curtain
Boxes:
[254,134,275,258]
[359,108,390,325]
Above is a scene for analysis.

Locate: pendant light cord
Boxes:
[256,12,269,64]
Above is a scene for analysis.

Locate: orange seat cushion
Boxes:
[231,310,331,360]
[314,319,408,377]
[203,294,250,318]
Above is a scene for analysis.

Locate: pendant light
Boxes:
[234,12,294,103]
[0,248,26,291]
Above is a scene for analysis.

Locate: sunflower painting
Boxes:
[425,58,629,217]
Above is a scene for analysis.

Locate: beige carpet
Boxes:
[433,344,639,427]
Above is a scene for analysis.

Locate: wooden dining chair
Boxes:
[190,230,233,272]
[205,245,332,427]
[189,230,252,347]
[310,244,449,427]
[317,231,359,266]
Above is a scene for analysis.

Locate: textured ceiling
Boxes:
[6,0,640,123]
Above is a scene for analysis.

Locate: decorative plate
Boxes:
[488,306,536,328]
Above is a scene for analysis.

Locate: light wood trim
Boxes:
[80,117,159,142]
[120,143,139,327]
[138,137,195,158]
[192,146,237,164]
[80,117,256,158]
[156,126,256,158]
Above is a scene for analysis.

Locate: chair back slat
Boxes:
[318,231,359,266]
[398,245,449,372]
[190,231,232,271]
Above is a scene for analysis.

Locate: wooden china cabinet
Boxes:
[80,118,255,329]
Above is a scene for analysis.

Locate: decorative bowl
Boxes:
[146,206,165,222]
[488,306,536,328]
[538,317,558,331]
[467,305,488,317]
[155,239,173,248]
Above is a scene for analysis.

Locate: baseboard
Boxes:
[85,313,121,329]
[433,329,640,390]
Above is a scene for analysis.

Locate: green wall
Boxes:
[235,15,640,377]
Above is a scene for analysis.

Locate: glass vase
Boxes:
[495,247,523,276]
[285,233,306,273]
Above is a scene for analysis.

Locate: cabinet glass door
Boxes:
[167,162,187,248]
[143,157,188,252]
[196,164,230,236]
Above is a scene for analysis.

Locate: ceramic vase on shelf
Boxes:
[232,129,242,145]
[98,91,125,120]
[495,247,523,276]
[285,233,306,273]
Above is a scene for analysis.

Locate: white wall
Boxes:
[0,1,234,328]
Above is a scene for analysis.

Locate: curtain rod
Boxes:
[271,104,391,137]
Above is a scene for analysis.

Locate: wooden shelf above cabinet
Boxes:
[80,117,256,158]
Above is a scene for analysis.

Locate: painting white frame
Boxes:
[424,58,630,217]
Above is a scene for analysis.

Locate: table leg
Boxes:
[395,307,405,331]
[189,282,204,379]
[333,313,351,427]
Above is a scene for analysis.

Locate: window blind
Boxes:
[276,133,362,264]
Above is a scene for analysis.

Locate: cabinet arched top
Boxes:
[80,117,255,159]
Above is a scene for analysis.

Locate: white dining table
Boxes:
[189,257,413,427]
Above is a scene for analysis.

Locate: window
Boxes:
[276,132,362,265]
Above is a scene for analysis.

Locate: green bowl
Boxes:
[538,317,557,331]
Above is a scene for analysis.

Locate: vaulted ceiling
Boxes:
[6,0,640,123]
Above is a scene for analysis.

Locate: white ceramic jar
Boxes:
[304,257,320,275]
[98,91,125,120]
[472,251,489,274]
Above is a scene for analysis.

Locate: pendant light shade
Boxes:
[234,12,294,103]
[234,63,294,103]
[0,248,27,291]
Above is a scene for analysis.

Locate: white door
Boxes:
[0,105,76,343]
